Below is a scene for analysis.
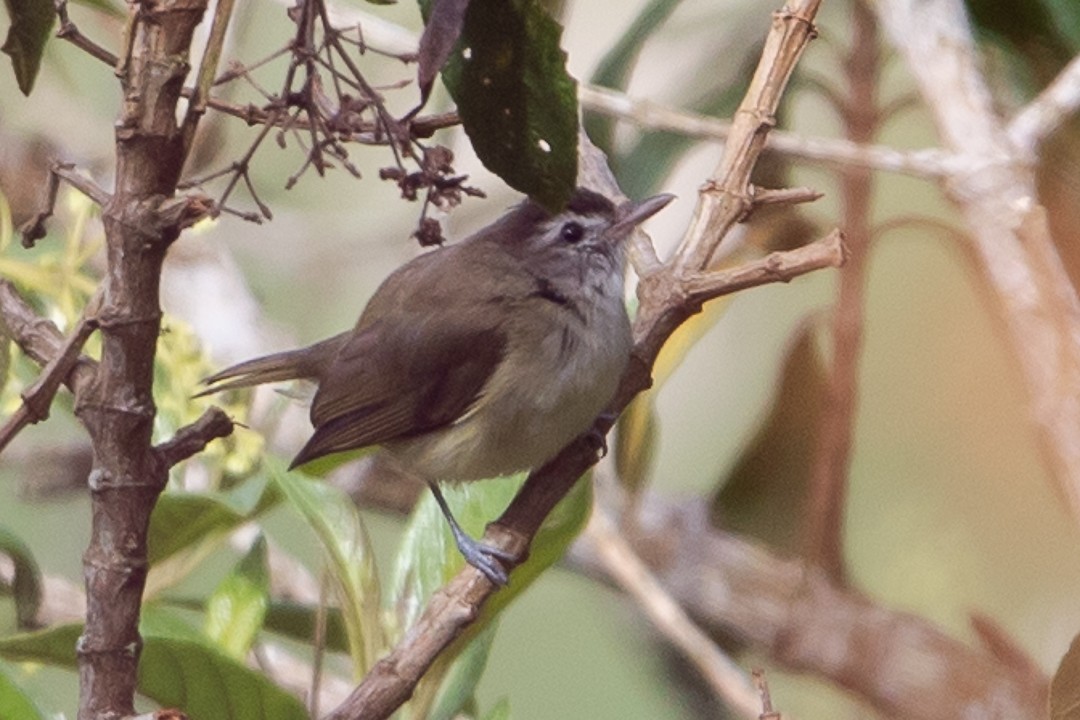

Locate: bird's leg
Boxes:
[427,481,516,586]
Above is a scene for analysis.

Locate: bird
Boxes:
[199,187,674,584]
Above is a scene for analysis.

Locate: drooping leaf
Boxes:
[1,0,54,95]
[713,323,826,553]
[203,534,270,660]
[1052,631,1080,719]
[423,0,578,210]
[0,663,47,720]
[0,526,41,629]
[417,0,471,106]
[270,460,382,676]
[0,623,308,720]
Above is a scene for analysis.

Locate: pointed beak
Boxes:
[608,193,676,238]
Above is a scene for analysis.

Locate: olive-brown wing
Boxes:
[289,315,506,468]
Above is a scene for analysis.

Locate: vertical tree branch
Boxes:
[73,1,209,717]
[803,0,879,582]
[877,0,1080,521]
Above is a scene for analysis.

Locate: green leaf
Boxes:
[263,600,349,653]
[1053,631,1080,719]
[391,475,591,717]
[139,634,307,720]
[270,459,382,676]
[0,623,308,720]
[0,526,42,629]
[148,475,277,565]
[204,534,270,660]
[584,0,681,153]
[426,0,578,210]
[0,623,80,668]
[0,663,47,720]
[1,0,55,95]
[713,323,826,553]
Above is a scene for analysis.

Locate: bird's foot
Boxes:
[449,525,516,586]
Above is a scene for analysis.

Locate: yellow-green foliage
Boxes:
[0,191,261,484]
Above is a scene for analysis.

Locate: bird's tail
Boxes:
[195,332,349,397]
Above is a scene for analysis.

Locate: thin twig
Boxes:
[1008,52,1080,156]
[180,0,237,159]
[54,0,119,66]
[153,407,235,468]
[579,83,958,179]
[583,508,762,718]
[20,163,111,247]
[0,288,102,456]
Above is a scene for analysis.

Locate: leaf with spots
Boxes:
[420,0,578,210]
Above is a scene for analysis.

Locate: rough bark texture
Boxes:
[73,1,208,717]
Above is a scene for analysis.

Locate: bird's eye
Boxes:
[560,221,585,243]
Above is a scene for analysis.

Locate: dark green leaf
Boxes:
[0,526,42,629]
[429,0,578,210]
[1,0,55,95]
[0,623,308,720]
[263,600,349,653]
[713,323,825,553]
[204,534,270,660]
[1052,631,1080,719]
[147,475,277,565]
[0,663,47,720]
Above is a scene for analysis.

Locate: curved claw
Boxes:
[454,532,513,586]
[427,481,516,586]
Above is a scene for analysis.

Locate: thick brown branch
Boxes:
[568,496,1047,720]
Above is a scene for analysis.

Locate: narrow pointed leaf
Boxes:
[1,0,54,94]
[391,474,591,717]
[270,460,382,675]
[713,323,826,552]
[417,0,471,105]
